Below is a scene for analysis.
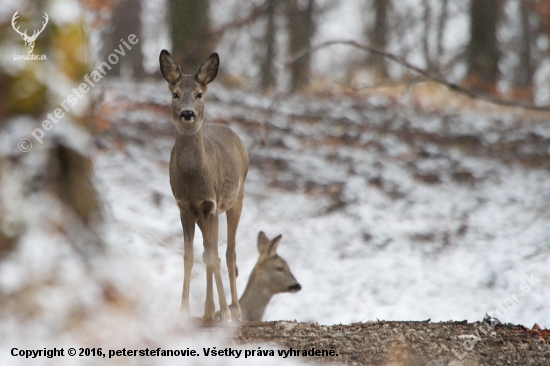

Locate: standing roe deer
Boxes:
[238,232,302,321]
[159,50,249,321]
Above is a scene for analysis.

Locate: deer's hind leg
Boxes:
[225,188,244,320]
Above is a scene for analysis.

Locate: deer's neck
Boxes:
[239,275,273,321]
[174,128,206,170]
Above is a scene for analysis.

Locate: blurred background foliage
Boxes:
[0,1,90,118]
[0,0,100,259]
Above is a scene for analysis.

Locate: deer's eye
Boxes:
[276,266,284,272]
[196,92,203,99]
[172,93,179,99]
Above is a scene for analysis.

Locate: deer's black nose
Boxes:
[289,283,302,292]
[180,110,195,120]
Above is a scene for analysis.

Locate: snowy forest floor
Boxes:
[89,79,550,365]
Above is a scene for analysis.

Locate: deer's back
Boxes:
[203,123,249,174]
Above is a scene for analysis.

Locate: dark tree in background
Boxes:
[538,0,550,103]
[435,0,448,69]
[286,0,316,92]
[466,0,502,93]
[421,0,433,71]
[104,0,146,78]
[513,0,535,101]
[85,0,550,103]
[169,0,214,73]
[368,0,390,79]
[260,0,278,91]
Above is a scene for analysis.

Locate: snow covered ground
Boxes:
[93,80,550,328]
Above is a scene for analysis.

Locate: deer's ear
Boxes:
[196,53,219,86]
[257,231,270,256]
[266,234,282,259]
[159,50,181,84]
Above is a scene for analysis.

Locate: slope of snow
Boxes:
[92,81,550,327]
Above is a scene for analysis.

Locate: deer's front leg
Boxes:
[180,211,195,315]
[203,263,214,321]
[199,213,231,321]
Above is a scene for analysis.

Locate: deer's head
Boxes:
[11,11,48,54]
[253,232,302,295]
[159,50,219,135]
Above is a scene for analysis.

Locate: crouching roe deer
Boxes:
[159,50,249,321]
[237,232,302,321]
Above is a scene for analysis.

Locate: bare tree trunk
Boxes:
[536,0,550,101]
[422,0,433,71]
[435,0,448,72]
[466,0,501,93]
[286,0,315,92]
[169,0,213,73]
[512,0,535,101]
[261,0,277,91]
[0,204,16,259]
[106,0,146,79]
[368,0,390,80]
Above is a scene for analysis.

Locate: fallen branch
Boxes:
[286,40,550,112]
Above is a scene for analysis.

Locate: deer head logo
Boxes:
[11,11,48,54]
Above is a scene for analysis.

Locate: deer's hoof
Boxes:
[229,304,242,321]
[219,307,232,322]
[203,313,216,322]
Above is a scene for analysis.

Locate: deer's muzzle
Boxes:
[180,110,195,123]
[288,283,302,292]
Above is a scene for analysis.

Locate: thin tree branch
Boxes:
[285,39,550,111]
[211,3,268,38]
